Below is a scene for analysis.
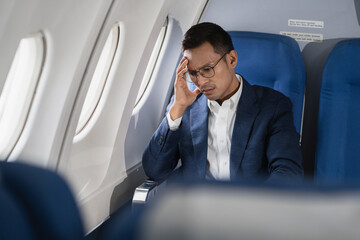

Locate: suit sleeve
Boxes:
[266,96,304,182]
[142,100,182,181]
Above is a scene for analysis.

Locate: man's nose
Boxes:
[196,75,209,86]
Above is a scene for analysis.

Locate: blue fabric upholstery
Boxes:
[315,39,360,184]
[228,31,306,134]
[0,161,84,239]
[0,186,34,240]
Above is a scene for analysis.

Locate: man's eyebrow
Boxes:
[188,61,213,72]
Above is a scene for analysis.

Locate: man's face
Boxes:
[183,42,239,105]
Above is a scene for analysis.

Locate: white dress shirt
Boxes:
[167,75,243,180]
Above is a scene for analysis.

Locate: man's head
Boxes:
[182,22,239,105]
[182,22,234,55]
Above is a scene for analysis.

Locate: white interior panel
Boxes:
[201,0,360,50]
[3,0,113,167]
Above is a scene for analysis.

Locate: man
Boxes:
[142,22,303,182]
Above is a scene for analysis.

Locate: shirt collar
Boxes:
[207,74,243,113]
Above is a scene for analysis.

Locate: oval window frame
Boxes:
[75,24,120,135]
[134,18,168,108]
[0,32,46,160]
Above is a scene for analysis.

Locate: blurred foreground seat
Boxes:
[0,161,85,240]
[124,181,360,240]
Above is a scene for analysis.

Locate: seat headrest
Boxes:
[229,31,305,133]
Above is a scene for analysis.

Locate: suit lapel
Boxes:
[230,79,260,179]
[190,94,209,178]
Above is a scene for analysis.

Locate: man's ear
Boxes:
[227,49,238,69]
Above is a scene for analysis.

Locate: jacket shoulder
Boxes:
[251,84,291,106]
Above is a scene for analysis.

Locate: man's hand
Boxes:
[169,57,201,120]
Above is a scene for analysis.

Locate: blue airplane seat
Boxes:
[133,31,306,209]
[0,161,85,240]
[0,186,35,240]
[315,39,360,184]
[228,31,306,134]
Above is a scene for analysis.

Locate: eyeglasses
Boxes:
[186,52,227,83]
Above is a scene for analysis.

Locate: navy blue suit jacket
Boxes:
[142,79,303,182]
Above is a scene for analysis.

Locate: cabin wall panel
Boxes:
[60,0,209,231]
[59,0,182,231]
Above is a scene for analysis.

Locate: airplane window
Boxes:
[134,22,167,106]
[76,24,120,134]
[0,33,45,160]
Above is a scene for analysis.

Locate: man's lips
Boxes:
[200,86,215,95]
[202,88,213,94]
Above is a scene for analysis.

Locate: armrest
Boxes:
[132,168,180,207]
[132,179,165,207]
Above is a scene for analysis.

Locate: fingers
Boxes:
[192,88,201,95]
[176,57,188,81]
[177,56,188,71]
[191,87,201,97]
[178,66,187,80]
[172,57,198,111]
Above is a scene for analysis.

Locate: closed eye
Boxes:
[188,70,198,77]
[200,67,212,73]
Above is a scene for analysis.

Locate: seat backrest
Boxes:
[0,161,84,240]
[228,31,306,134]
[0,186,35,240]
[315,39,360,184]
[119,181,360,240]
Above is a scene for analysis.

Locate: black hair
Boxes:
[182,22,234,55]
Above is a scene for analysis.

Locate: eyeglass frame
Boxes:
[186,52,228,83]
